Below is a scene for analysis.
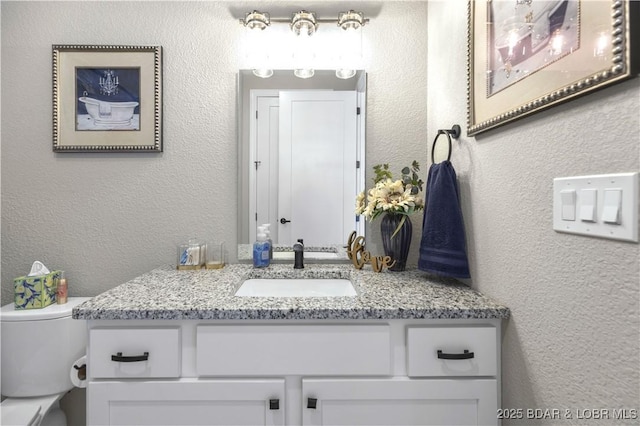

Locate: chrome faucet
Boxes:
[293,239,304,269]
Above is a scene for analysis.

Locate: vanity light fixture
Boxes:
[239,9,368,79]
[290,10,318,36]
[335,68,357,79]
[243,10,270,30]
[242,11,274,78]
[253,68,274,78]
[294,68,315,79]
[338,10,365,30]
[335,10,365,79]
[291,11,318,79]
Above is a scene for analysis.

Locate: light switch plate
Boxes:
[553,173,639,242]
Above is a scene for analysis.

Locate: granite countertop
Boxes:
[72,264,510,320]
[237,244,349,262]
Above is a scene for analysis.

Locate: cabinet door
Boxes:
[302,378,497,426]
[88,379,284,426]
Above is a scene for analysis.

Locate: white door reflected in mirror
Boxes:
[252,90,357,245]
[240,70,367,254]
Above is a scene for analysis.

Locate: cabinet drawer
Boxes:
[89,327,181,379]
[407,326,497,377]
[196,324,390,376]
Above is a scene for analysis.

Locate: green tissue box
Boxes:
[14,270,62,309]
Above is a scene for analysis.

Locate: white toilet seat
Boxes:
[1,393,62,426]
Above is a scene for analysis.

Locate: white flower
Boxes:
[355,165,424,222]
[355,191,366,215]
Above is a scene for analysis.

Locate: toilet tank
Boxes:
[1,297,90,397]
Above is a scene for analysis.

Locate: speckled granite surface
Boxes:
[238,244,349,262]
[72,264,510,320]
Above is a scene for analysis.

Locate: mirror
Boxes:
[237,70,367,261]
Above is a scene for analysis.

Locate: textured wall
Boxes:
[1,1,237,304]
[1,1,428,307]
[427,0,639,423]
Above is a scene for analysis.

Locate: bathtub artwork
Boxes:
[488,0,578,95]
[75,68,140,131]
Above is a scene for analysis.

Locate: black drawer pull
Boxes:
[307,397,318,409]
[111,351,149,362]
[437,349,474,360]
[269,399,280,410]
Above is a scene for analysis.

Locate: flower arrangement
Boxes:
[355,161,424,235]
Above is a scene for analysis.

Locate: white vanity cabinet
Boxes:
[86,319,502,426]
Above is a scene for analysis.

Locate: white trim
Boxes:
[249,90,279,244]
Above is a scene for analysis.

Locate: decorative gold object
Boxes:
[177,265,202,271]
[346,231,395,272]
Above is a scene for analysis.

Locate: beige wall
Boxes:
[427,0,639,422]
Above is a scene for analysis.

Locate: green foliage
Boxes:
[401,161,424,194]
[374,162,423,193]
[373,164,392,183]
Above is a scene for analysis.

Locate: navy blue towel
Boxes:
[418,160,470,278]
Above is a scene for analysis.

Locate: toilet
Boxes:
[1,297,90,426]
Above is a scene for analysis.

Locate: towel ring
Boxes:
[431,125,461,164]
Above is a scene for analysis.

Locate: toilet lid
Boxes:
[1,400,41,426]
[1,297,91,321]
[1,393,63,426]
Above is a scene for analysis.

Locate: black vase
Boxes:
[380,213,412,272]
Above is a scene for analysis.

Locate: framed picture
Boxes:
[52,45,162,152]
[467,0,637,136]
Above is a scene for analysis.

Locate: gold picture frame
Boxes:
[467,0,637,136]
[52,45,162,152]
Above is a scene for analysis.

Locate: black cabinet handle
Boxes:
[307,397,318,409]
[269,399,280,410]
[280,217,291,224]
[437,349,474,360]
[111,351,149,362]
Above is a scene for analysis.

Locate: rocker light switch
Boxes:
[602,189,622,224]
[580,189,597,222]
[560,189,576,221]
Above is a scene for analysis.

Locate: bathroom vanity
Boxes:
[74,264,509,426]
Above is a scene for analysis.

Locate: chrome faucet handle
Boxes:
[293,239,304,269]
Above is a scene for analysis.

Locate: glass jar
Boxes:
[205,241,225,269]
[177,238,206,270]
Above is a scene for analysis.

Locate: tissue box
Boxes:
[14,270,62,309]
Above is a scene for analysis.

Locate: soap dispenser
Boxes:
[253,226,271,268]
[262,223,273,260]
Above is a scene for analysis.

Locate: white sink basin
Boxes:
[235,278,356,297]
